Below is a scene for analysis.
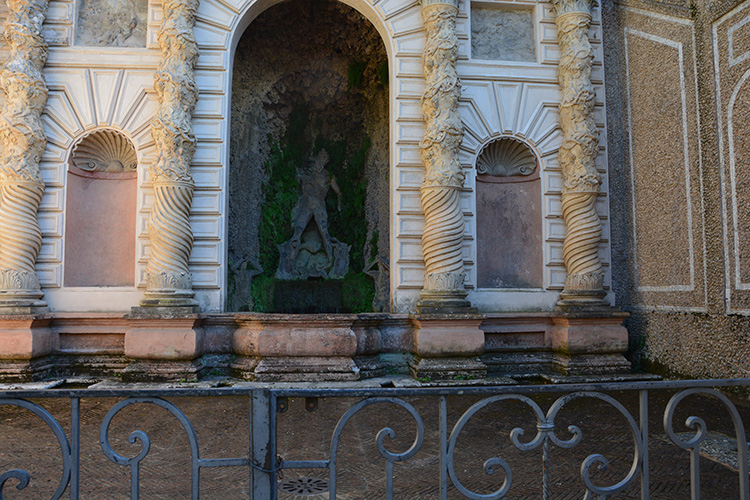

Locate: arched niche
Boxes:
[475,136,543,289]
[227,0,390,313]
[64,129,137,287]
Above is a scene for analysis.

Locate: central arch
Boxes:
[224,0,394,313]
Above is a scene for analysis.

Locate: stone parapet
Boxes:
[0,312,632,381]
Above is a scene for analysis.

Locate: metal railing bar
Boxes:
[70,397,79,500]
[280,460,328,469]
[639,390,649,500]
[440,395,447,500]
[271,378,750,397]
[1,378,750,400]
[197,458,249,467]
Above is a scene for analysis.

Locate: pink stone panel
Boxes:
[476,176,543,289]
[64,167,136,287]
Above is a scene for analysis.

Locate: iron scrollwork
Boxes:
[446,392,643,500]
[0,399,72,500]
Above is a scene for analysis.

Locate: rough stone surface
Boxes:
[604,0,750,379]
[471,5,535,62]
[75,0,147,47]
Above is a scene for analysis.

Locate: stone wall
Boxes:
[604,0,750,378]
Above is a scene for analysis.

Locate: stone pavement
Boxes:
[0,376,748,499]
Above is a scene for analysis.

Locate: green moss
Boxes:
[376,61,388,88]
[347,60,367,89]
[249,105,376,313]
[341,272,376,313]
[250,107,309,311]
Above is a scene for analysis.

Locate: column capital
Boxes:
[420,0,458,11]
[550,0,597,18]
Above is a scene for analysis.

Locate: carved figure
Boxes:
[289,149,342,262]
[0,0,49,311]
[141,0,200,308]
[276,149,350,281]
[552,0,607,306]
[417,0,473,312]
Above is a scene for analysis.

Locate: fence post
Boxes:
[250,389,276,500]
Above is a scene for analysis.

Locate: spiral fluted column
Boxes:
[140,0,200,310]
[552,0,608,308]
[417,0,474,314]
[0,0,49,314]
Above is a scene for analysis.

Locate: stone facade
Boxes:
[2,0,706,382]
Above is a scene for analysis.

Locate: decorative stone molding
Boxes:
[417,0,474,313]
[0,0,50,313]
[71,130,138,173]
[141,0,200,309]
[551,0,607,307]
[476,137,537,178]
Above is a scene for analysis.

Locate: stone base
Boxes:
[122,359,205,382]
[0,303,49,315]
[409,356,487,381]
[416,290,478,315]
[551,353,637,376]
[0,357,55,382]
[230,355,261,380]
[131,306,202,315]
[254,356,360,382]
[355,355,386,379]
[411,314,485,357]
[0,288,49,315]
[0,316,53,360]
[482,351,554,376]
[550,310,631,375]
[124,315,203,360]
[52,355,130,378]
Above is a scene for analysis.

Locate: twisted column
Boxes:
[416,0,474,314]
[0,0,49,313]
[552,0,608,307]
[141,0,200,309]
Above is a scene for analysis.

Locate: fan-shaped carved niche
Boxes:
[476,137,538,183]
[475,136,542,289]
[64,129,137,287]
[71,130,138,174]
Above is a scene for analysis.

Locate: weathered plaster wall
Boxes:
[604,0,750,378]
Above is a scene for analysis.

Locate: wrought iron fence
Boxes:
[1,379,749,500]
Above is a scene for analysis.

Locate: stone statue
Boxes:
[276,149,350,280]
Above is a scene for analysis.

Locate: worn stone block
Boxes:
[124,317,204,360]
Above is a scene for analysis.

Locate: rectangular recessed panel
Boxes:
[625,28,693,290]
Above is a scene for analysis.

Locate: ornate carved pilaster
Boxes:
[0,0,49,313]
[417,0,474,314]
[140,0,200,310]
[552,0,608,308]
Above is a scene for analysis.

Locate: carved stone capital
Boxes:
[420,0,458,10]
[550,0,597,18]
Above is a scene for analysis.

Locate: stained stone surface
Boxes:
[476,178,542,289]
[471,5,535,62]
[76,0,147,47]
